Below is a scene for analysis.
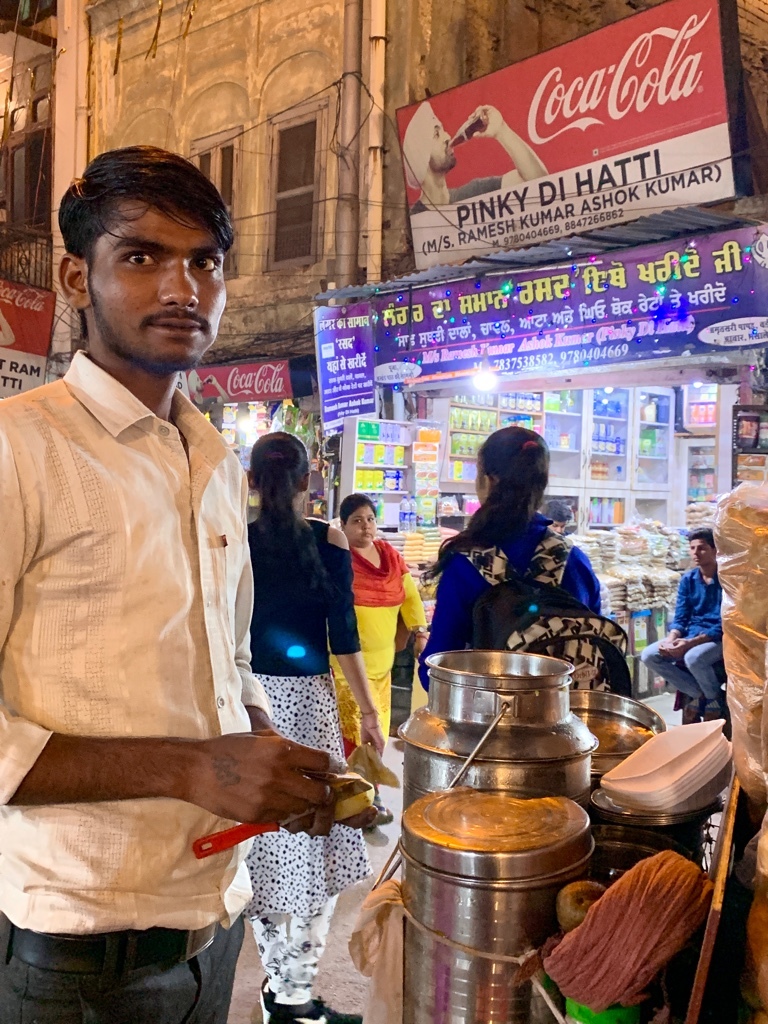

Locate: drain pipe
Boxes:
[335,0,363,288]
[367,0,386,282]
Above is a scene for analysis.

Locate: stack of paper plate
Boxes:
[600,719,732,813]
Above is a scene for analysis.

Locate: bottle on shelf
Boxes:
[399,496,411,533]
[409,496,419,531]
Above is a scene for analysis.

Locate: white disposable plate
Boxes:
[602,740,732,810]
[601,719,724,789]
[602,737,730,804]
[602,734,730,799]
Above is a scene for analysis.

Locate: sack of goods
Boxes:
[599,719,732,813]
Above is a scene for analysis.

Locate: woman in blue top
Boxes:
[419,425,601,689]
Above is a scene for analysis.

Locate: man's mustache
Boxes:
[141,311,210,331]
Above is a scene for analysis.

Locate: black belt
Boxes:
[3,916,217,982]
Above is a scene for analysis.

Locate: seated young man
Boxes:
[640,528,725,724]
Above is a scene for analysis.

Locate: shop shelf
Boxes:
[593,415,628,423]
[637,454,669,460]
[450,402,500,412]
[545,410,582,417]
[638,421,670,429]
[356,489,409,495]
[356,462,407,470]
[550,448,581,454]
[449,453,479,459]
[448,429,496,437]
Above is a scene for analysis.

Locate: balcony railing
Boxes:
[0,225,52,290]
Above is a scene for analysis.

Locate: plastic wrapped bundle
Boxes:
[715,484,768,813]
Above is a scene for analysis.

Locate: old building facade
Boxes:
[81,0,768,364]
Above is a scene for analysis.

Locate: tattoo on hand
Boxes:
[212,755,241,788]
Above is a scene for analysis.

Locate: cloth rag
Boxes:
[543,851,713,1011]
[349,879,404,1024]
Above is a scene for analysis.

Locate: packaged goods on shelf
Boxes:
[572,531,619,576]
[571,533,604,573]
[402,532,425,565]
[615,527,650,563]
[609,567,651,610]
[645,569,681,610]
[598,578,613,617]
[662,528,693,571]
[685,502,717,530]
[602,577,630,614]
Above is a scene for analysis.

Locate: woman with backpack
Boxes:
[419,425,603,690]
[245,432,384,1024]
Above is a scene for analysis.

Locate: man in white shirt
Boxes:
[0,146,348,1023]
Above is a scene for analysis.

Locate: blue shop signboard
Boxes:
[371,226,768,384]
[314,303,376,433]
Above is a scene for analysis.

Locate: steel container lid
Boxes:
[426,650,573,693]
[402,788,592,881]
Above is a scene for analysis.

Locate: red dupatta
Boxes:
[350,540,407,608]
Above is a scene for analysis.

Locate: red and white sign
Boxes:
[0,279,56,398]
[186,359,293,404]
[397,0,734,269]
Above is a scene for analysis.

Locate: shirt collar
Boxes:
[63,351,229,464]
[64,351,158,437]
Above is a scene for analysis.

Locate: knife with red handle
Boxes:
[193,822,279,859]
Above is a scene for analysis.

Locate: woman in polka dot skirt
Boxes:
[246,432,386,1024]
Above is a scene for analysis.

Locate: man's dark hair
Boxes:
[544,499,573,525]
[689,527,716,549]
[58,145,234,263]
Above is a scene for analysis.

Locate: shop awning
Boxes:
[315,207,758,304]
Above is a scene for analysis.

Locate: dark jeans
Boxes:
[0,914,244,1024]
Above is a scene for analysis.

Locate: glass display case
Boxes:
[633,387,673,490]
[589,387,630,489]
[544,389,585,488]
[687,441,717,502]
[684,383,718,432]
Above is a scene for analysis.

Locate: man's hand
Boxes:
[246,705,278,735]
[658,631,683,658]
[470,105,505,140]
[284,803,378,837]
[666,638,693,657]
[187,733,333,825]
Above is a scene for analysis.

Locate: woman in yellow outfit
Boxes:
[332,494,428,823]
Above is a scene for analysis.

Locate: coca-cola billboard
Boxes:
[397,0,733,269]
[0,278,56,399]
[186,359,293,404]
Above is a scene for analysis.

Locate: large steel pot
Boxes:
[402,789,593,1024]
[400,650,597,808]
[569,690,666,782]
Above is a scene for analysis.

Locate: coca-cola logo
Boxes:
[224,362,290,399]
[0,281,48,313]
[527,12,710,145]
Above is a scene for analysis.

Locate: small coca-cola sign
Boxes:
[187,359,293,404]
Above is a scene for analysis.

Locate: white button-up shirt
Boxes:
[0,351,269,934]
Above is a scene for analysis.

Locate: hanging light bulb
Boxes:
[473,353,497,392]
[603,386,614,395]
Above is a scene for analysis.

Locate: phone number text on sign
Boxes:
[492,343,630,375]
